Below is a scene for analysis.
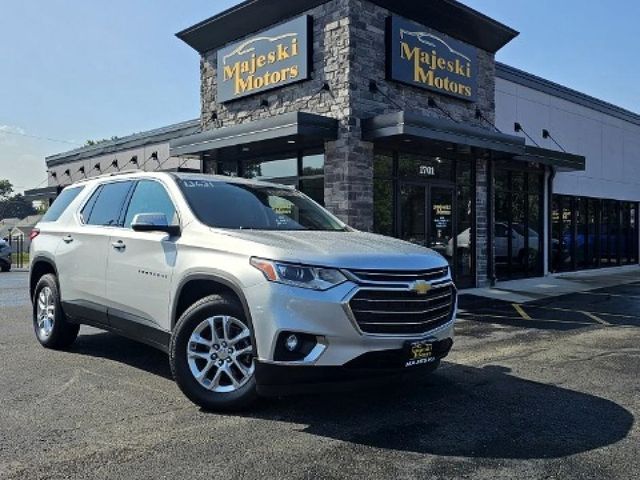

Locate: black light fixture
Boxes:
[94,163,101,172]
[50,171,57,178]
[368,79,403,109]
[64,169,71,177]
[78,166,86,177]
[542,129,567,152]
[111,159,119,170]
[475,107,502,134]
[151,151,159,162]
[514,122,540,147]
[428,97,459,124]
[130,155,138,166]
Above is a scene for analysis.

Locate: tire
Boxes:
[32,274,80,350]
[0,262,9,272]
[170,294,258,411]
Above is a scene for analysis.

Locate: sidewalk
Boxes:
[460,265,640,304]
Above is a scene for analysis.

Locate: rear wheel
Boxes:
[170,294,258,411]
[32,274,79,349]
[1,263,9,272]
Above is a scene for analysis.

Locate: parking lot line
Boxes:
[458,312,593,325]
[579,311,610,326]
[512,303,532,320]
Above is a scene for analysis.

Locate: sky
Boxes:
[1,0,639,193]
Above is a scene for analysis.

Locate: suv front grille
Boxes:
[348,267,449,285]
[348,284,455,335]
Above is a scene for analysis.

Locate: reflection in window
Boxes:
[494,167,544,280]
[243,157,297,183]
[373,150,394,237]
[551,195,639,272]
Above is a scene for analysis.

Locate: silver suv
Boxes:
[29,172,456,410]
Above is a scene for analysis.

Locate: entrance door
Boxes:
[400,183,455,272]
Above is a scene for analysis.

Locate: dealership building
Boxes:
[32,0,640,288]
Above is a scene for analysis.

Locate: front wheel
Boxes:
[32,274,79,349]
[170,294,258,411]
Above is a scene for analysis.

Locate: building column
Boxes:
[324,133,374,231]
[475,157,491,287]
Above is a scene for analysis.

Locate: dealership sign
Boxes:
[387,16,477,102]
[217,16,311,103]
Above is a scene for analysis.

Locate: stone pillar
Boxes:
[475,158,491,287]
[325,134,374,231]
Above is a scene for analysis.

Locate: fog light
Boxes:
[285,334,299,352]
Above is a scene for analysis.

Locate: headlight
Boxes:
[250,258,347,291]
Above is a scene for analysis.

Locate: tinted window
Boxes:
[124,180,178,228]
[41,186,84,222]
[85,181,133,226]
[81,185,102,223]
[178,179,346,231]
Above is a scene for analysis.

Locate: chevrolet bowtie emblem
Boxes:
[412,280,432,295]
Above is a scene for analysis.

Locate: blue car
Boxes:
[0,239,11,272]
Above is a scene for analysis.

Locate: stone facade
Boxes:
[199,0,498,285]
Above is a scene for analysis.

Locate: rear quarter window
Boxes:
[41,186,84,222]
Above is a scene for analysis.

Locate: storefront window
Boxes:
[222,150,325,205]
[243,157,298,184]
[373,148,474,286]
[551,195,639,272]
[494,166,544,280]
[398,153,454,182]
[300,151,325,205]
[373,150,394,237]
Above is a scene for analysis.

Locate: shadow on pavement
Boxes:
[69,331,634,460]
[244,363,633,460]
[70,331,173,380]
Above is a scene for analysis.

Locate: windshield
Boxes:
[177,179,347,231]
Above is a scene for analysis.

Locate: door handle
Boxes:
[111,240,126,251]
[63,235,74,244]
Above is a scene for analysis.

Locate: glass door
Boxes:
[400,183,455,273]
[429,187,455,262]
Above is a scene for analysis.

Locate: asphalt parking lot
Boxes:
[1,271,639,480]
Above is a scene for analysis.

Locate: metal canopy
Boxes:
[169,112,338,157]
[176,0,518,55]
[362,111,586,171]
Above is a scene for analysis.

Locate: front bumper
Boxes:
[243,277,457,380]
[255,337,453,395]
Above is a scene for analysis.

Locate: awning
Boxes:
[362,111,585,171]
[170,112,338,157]
[23,186,61,202]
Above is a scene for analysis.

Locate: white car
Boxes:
[29,172,456,410]
[447,223,539,267]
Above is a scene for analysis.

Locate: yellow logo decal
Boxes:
[412,280,432,296]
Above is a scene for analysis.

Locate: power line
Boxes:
[0,128,82,147]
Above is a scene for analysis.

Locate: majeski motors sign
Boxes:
[387,16,478,102]
[217,16,311,103]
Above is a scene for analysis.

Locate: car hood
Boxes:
[214,229,447,270]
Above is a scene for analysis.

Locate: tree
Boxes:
[0,179,13,200]
[0,194,37,219]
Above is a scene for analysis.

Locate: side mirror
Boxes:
[131,213,181,237]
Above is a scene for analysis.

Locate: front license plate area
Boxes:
[404,340,437,368]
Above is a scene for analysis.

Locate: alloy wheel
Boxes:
[186,315,255,393]
[36,286,56,339]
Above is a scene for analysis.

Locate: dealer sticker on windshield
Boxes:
[404,340,437,368]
